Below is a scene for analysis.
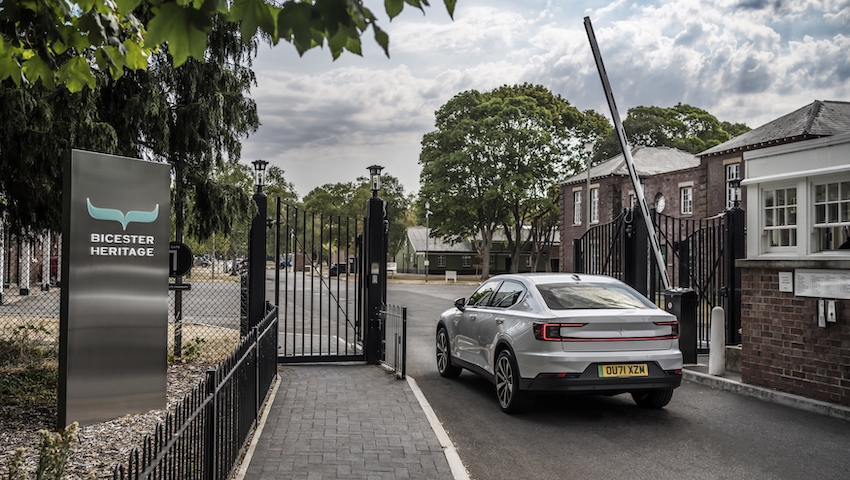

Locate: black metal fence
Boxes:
[573,207,744,352]
[113,304,278,480]
[380,304,407,379]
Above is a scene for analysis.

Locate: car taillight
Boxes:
[654,320,679,339]
[533,323,586,341]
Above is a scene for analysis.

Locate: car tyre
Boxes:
[631,389,674,408]
[436,327,462,378]
[495,349,533,414]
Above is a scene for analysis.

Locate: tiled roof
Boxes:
[406,226,473,253]
[698,100,850,157]
[560,146,699,185]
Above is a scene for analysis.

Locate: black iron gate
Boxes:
[275,199,365,362]
[574,207,744,352]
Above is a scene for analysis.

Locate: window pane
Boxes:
[780,229,790,246]
[788,206,797,225]
[787,188,797,205]
[828,203,839,223]
[816,184,826,203]
[765,190,774,207]
[790,229,797,247]
[469,281,500,306]
[816,204,826,224]
[776,189,785,206]
[770,230,780,247]
[842,202,850,222]
[765,208,774,227]
[828,183,839,201]
[536,283,654,310]
[842,182,850,201]
[777,208,786,226]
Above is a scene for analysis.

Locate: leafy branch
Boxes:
[0,0,457,91]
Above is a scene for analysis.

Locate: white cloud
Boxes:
[240,0,850,197]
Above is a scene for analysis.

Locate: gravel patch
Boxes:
[0,363,212,479]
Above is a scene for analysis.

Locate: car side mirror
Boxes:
[454,297,466,311]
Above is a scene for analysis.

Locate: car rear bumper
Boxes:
[519,361,682,393]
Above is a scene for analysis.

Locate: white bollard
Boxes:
[708,306,726,375]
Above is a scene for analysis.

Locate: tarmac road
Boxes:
[387,282,850,480]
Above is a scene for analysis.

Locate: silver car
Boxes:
[435,273,683,413]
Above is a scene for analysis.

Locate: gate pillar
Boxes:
[623,208,649,295]
[723,207,745,345]
[248,160,268,335]
[365,166,387,365]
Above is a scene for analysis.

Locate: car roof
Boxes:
[489,273,623,286]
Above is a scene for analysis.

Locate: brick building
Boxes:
[559,146,700,271]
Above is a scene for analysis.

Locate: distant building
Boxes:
[395,226,560,276]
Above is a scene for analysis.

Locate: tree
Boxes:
[0,83,117,234]
[419,85,610,278]
[0,0,457,91]
[302,173,411,263]
[592,103,751,163]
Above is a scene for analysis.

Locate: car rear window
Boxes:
[535,283,656,310]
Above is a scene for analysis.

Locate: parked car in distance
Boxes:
[436,273,683,413]
[329,262,348,276]
[194,255,211,268]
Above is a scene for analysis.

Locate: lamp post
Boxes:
[365,165,386,364]
[246,159,268,336]
[585,141,594,231]
[729,178,742,209]
[425,201,431,283]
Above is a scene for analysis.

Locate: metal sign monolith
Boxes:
[59,150,170,427]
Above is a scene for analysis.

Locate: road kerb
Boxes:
[407,375,471,480]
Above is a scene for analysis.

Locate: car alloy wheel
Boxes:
[495,349,532,413]
[436,327,462,378]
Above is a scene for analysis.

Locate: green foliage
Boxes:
[167,336,207,364]
[301,173,411,262]
[5,422,81,480]
[0,0,457,91]
[0,323,58,421]
[592,103,751,162]
[419,84,610,277]
[0,324,55,367]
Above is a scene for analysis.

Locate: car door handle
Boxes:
[469,315,477,321]
[495,317,505,325]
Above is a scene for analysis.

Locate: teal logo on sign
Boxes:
[86,198,160,230]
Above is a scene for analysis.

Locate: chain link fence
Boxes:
[0,228,248,369]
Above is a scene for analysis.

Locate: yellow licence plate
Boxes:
[598,364,648,378]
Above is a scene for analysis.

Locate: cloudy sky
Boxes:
[240,0,850,198]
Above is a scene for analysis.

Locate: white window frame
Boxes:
[726,163,741,209]
[680,186,693,215]
[437,255,446,268]
[462,255,471,268]
[590,187,599,223]
[573,190,582,225]
[761,184,798,252]
[811,178,850,252]
[525,255,532,268]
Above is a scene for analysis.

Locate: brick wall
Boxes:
[740,266,850,406]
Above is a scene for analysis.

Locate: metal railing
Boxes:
[380,304,407,379]
[113,304,278,480]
